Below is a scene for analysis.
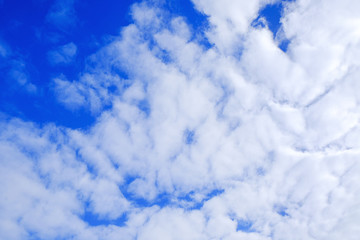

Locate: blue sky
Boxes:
[0,0,211,129]
[1,0,360,239]
[0,0,284,129]
[0,0,136,128]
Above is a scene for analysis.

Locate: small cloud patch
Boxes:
[48,42,77,65]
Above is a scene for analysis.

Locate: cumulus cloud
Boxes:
[1,0,360,239]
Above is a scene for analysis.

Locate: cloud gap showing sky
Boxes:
[1,0,360,239]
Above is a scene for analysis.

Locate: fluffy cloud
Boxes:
[1,0,360,239]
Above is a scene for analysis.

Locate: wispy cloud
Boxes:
[47,42,77,65]
[0,40,10,58]
[0,39,37,94]
[7,60,37,94]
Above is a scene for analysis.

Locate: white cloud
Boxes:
[52,75,86,109]
[136,208,206,240]
[191,0,280,54]
[2,0,360,239]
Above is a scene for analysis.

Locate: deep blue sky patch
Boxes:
[256,1,293,52]
[83,208,128,227]
[259,3,282,37]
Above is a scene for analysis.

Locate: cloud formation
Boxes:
[1,0,360,239]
